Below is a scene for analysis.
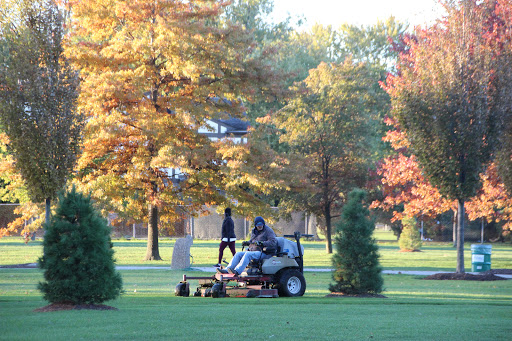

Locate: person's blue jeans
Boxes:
[227,251,270,274]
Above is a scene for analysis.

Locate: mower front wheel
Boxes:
[276,269,306,297]
[211,282,226,298]
[175,282,190,297]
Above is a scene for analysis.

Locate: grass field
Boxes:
[1,232,512,271]
[1,236,512,340]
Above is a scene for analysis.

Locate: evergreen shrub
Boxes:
[399,216,422,251]
[38,187,122,304]
[329,188,383,294]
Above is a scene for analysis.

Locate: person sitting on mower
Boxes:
[217,216,277,276]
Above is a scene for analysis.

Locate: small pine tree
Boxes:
[329,189,383,294]
[38,187,122,304]
[398,216,422,252]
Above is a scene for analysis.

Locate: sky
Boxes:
[271,0,445,29]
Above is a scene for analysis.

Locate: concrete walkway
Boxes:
[115,266,512,279]
[4,264,511,278]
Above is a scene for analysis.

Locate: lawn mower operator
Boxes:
[218,216,277,276]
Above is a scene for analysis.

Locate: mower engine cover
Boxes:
[261,256,300,275]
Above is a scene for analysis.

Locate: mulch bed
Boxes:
[34,303,118,312]
[423,269,512,281]
[422,272,506,281]
[325,269,512,297]
[482,269,512,275]
[326,292,387,298]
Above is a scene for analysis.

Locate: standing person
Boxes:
[218,216,277,276]
[215,207,236,267]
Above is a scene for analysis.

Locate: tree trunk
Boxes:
[144,204,162,261]
[45,198,51,226]
[452,209,457,248]
[325,206,332,254]
[456,199,465,273]
[480,218,484,243]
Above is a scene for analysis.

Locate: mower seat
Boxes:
[275,237,304,258]
[275,243,286,257]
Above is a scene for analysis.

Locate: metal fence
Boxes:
[0,204,318,240]
[3,202,497,242]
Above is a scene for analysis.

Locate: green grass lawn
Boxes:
[1,236,512,340]
[2,235,511,272]
[1,268,511,340]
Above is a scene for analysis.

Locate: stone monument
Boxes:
[171,235,193,270]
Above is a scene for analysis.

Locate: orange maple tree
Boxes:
[466,164,512,234]
[371,117,453,223]
[64,0,286,259]
[372,117,512,238]
[379,1,512,273]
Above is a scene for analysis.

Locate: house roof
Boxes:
[213,117,250,133]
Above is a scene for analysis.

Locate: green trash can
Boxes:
[471,244,492,272]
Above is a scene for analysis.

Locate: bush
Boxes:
[329,189,383,295]
[38,187,122,304]
[399,216,422,251]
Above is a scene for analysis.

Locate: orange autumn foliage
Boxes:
[64,0,286,229]
[372,117,512,232]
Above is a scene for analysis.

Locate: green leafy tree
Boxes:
[278,18,407,88]
[281,24,340,84]
[223,0,296,44]
[223,0,299,123]
[384,0,512,272]
[329,189,383,295]
[261,19,407,213]
[338,17,408,71]
[38,187,122,305]
[0,0,82,226]
[398,216,422,251]
[274,59,378,253]
[493,1,512,194]
[497,126,512,195]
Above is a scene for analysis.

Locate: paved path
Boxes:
[4,264,511,278]
[115,266,512,279]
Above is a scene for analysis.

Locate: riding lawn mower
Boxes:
[175,232,313,298]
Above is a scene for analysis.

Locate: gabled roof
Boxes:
[212,117,250,133]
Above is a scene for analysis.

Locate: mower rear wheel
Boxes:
[276,269,306,297]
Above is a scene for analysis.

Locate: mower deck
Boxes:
[180,273,278,298]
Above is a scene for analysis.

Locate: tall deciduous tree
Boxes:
[0,0,82,226]
[223,0,298,122]
[465,163,512,236]
[372,117,512,242]
[223,0,295,44]
[384,0,512,273]
[370,117,456,241]
[497,132,512,194]
[273,60,377,253]
[66,0,284,260]
[338,17,408,71]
